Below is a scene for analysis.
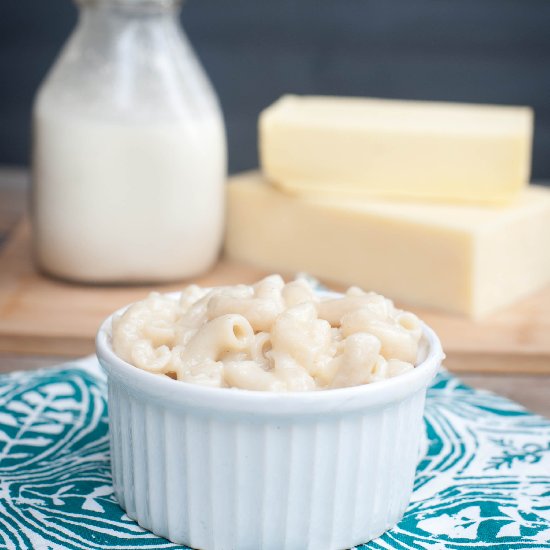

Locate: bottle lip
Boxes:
[77,0,182,7]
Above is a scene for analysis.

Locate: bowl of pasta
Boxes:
[96,275,444,550]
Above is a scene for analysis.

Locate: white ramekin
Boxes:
[96,296,444,550]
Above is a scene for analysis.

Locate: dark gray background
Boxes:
[1,0,549,177]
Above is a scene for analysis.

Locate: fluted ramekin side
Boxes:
[105,374,431,549]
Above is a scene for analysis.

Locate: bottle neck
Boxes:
[73,0,184,47]
[51,0,209,122]
[77,0,182,19]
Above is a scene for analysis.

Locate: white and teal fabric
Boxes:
[0,357,549,549]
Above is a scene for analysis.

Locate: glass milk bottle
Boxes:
[32,0,226,283]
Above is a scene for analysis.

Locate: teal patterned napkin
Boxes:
[0,357,548,549]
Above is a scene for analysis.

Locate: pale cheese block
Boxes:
[259,95,533,204]
[225,172,550,317]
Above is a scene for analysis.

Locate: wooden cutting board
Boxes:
[1,221,549,373]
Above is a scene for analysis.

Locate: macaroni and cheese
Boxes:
[111,275,423,391]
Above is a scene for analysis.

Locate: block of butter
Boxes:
[259,95,533,204]
[225,172,550,317]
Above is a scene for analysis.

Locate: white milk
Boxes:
[32,101,226,283]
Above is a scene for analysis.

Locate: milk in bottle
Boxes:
[32,0,226,283]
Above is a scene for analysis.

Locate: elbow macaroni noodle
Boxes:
[111,275,423,391]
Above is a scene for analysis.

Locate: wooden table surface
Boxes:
[1,167,549,417]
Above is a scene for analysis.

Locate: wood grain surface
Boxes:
[1,220,549,373]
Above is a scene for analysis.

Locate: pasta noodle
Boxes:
[111,275,424,391]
